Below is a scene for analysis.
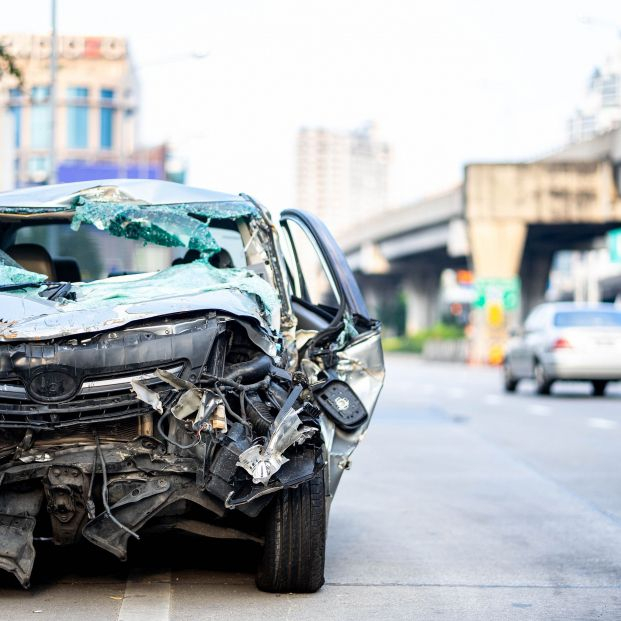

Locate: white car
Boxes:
[503,302,621,396]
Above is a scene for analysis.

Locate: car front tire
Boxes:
[256,472,326,593]
[503,362,519,393]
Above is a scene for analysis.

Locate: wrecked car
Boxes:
[0,179,384,592]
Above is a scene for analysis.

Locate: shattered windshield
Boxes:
[0,197,282,333]
[70,198,257,258]
[0,248,48,287]
[14,222,247,280]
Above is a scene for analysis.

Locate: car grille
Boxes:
[0,418,143,452]
[0,365,183,430]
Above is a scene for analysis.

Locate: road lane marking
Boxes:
[118,569,171,621]
[587,417,618,430]
[529,404,551,416]
[483,394,503,405]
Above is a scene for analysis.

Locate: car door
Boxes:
[278,209,385,498]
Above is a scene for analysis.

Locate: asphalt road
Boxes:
[2,353,621,620]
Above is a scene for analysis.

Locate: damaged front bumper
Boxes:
[0,313,324,588]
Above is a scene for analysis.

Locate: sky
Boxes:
[4,0,621,212]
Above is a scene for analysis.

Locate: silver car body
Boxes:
[505,302,621,383]
[0,179,384,590]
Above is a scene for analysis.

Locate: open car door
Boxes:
[279,209,385,498]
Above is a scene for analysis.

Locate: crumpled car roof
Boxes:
[0,179,244,209]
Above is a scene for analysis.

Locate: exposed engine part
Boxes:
[224,354,291,383]
[237,392,317,484]
[207,402,227,433]
[0,177,386,595]
[94,434,140,542]
[43,465,89,545]
[0,297,379,590]
[205,423,321,515]
[82,474,223,561]
[133,371,230,448]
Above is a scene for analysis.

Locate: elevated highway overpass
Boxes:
[340,186,467,334]
[341,128,621,362]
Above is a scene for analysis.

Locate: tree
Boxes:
[0,44,23,86]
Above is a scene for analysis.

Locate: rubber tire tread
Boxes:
[256,473,326,593]
[503,365,518,393]
[534,362,552,395]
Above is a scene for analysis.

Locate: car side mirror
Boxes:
[508,326,523,338]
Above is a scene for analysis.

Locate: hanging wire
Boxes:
[95,433,140,541]
[156,410,201,450]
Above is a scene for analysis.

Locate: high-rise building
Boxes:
[0,34,184,189]
[296,122,391,236]
[568,44,621,143]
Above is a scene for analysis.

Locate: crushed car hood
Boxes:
[0,261,281,348]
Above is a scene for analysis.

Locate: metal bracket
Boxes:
[108,477,171,512]
[43,465,89,545]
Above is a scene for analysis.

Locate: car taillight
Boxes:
[552,337,572,350]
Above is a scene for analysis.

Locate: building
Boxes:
[296,122,391,236]
[0,33,183,189]
[568,43,621,143]
[0,34,187,273]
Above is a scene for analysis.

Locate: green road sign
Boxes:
[608,228,621,263]
[473,276,521,311]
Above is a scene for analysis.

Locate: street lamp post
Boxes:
[49,0,58,185]
[45,14,207,185]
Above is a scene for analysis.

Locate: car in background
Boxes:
[0,179,384,591]
[503,302,621,396]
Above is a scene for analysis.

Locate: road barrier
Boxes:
[422,338,469,363]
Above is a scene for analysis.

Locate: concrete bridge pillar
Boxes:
[356,269,441,336]
[468,219,528,363]
[402,269,441,334]
[469,220,527,280]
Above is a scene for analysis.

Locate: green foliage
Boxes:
[0,44,23,86]
[383,323,465,353]
[377,289,407,336]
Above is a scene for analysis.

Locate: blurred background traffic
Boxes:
[1,0,621,367]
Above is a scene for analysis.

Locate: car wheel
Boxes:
[592,380,608,397]
[503,363,519,393]
[534,361,553,395]
[256,472,326,593]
